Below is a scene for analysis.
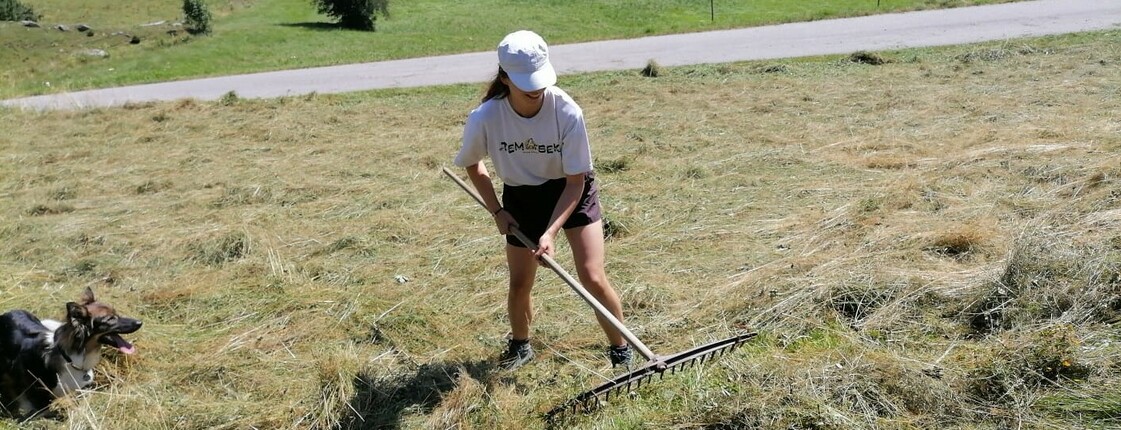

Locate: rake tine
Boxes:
[541,333,758,420]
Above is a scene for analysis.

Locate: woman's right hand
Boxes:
[493,208,517,235]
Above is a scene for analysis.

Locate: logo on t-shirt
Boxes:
[500,138,562,154]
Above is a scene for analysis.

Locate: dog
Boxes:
[0,287,142,418]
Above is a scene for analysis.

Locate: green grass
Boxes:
[1038,382,1121,426]
[0,0,1018,98]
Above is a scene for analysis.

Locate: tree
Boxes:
[0,0,38,22]
[183,0,212,35]
[313,0,388,31]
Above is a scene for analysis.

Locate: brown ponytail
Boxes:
[482,68,510,103]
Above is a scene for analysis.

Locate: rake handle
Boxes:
[442,167,660,363]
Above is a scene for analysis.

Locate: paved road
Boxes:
[4,0,1120,111]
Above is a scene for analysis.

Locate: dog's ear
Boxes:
[80,286,96,305]
[67,301,90,325]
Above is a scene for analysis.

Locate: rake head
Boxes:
[545,331,757,421]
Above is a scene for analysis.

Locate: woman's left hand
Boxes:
[534,232,556,264]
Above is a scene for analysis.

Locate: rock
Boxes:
[79,49,109,59]
[140,20,166,27]
[76,24,91,32]
[21,20,39,28]
[55,24,69,31]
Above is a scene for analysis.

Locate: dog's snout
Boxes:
[120,318,143,333]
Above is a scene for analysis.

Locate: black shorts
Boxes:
[501,173,603,248]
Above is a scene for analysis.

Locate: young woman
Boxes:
[453,30,631,371]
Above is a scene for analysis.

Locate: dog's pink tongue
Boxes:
[108,334,137,355]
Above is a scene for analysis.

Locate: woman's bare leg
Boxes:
[506,244,538,340]
[565,221,626,347]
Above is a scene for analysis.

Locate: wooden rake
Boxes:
[442,167,756,420]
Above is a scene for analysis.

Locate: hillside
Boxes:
[1,29,1119,429]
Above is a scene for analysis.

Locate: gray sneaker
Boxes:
[498,339,534,371]
[608,344,633,368]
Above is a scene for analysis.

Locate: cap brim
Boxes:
[507,62,556,92]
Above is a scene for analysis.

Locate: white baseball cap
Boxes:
[497,30,557,92]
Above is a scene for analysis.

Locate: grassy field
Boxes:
[2,24,1120,428]
[0,0,1019,99]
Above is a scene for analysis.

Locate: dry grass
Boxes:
[1,30,1120,429]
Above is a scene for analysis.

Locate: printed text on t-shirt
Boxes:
[500,138,562,154]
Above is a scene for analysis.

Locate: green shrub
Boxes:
[0,0,38,21]
[313,0,389,31]
[183,0,212,35]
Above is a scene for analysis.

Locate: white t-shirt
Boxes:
[454,86,593,186]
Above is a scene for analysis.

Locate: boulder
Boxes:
[79,49,109,59]
[21,20,39,28]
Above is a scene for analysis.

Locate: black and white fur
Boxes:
[0,287,141,418]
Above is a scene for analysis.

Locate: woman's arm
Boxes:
[465,163,516,234]
[536,173,585,258]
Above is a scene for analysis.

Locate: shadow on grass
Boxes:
[340,359,499,429]
[278,22,344,31]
